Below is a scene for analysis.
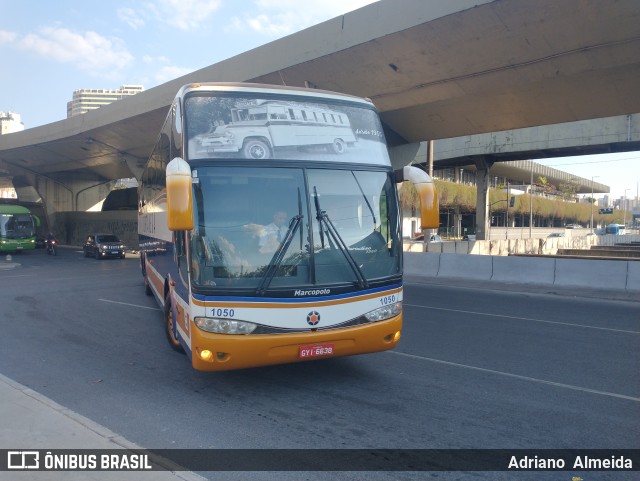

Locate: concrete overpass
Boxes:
[1,0,639,239]
[393,113,640,193]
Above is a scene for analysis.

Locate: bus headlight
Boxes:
[364,302,402,322]
[194,317,257,334]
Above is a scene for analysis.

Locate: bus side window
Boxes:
[175,232,188,283]
[172,100,183,160]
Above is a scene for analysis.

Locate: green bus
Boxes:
[0,204,39,252]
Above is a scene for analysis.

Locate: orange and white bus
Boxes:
[138,83,438,371]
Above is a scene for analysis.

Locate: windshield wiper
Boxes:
[256,213,303,296]
[351,172,377,228]
[313,187,368,289]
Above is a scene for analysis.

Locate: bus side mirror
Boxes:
[398,166,439,229]
[166,157,194,231]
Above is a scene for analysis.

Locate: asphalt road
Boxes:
[0,247,638,480]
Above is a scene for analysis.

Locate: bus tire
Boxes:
[331,138,346,154]
[164,296,184,352]
[242,139,271,159]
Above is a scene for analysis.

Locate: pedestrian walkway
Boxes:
[0,374,205,481]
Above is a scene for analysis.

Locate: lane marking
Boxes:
[98,298,161,311]
[404,303,640,335]
[388,351,640,402]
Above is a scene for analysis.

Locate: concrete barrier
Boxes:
[403,252,640,293]
[554,258,629,290]
[491,255,555,285]
[436,253,493,280]
[403,250,439,277]
[627,262,640,291]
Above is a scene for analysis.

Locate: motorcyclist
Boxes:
[45,232,57,253]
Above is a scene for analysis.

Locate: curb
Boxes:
[0,373,207,481]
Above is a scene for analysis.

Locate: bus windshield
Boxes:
[189,166,401,293]
[0,213,35,239]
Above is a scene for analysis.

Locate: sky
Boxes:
[536,152,640,202]
[0,0,377,126]
[1,0,638,202]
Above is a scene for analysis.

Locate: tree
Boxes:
[536,176,556,195]
[558,181,578,201]
[398,181,419,214]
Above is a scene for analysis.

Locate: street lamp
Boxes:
[623,188,630,231]
[529,163,533,238]
[590,175,600,234]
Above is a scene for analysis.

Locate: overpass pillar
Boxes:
[474,156,494,240]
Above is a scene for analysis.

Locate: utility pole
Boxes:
[623,188,630,230]
[529,163,533,238]
[505,180,509,240]
[590,175,599,234]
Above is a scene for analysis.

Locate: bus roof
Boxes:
[176,82,375,108]
[0,204,32,215]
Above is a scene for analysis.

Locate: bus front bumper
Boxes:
[189,314,402,371]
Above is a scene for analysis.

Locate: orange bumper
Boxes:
[190,314,402,371]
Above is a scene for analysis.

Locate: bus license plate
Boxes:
[299,343,334,359]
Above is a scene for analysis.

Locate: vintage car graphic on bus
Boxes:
[189,99,363,160]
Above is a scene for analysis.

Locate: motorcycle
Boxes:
[46,238,57,256]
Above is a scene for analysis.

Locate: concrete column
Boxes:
[474,156,493,240]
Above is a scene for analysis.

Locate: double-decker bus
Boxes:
[0,204,39,252]
[139,83,438,371]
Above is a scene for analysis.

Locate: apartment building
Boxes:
[66,85,144,118]
[0,111,25,135]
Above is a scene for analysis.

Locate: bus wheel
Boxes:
[331,138,346,154]
[242,139,270,159]
[164,297,184,352]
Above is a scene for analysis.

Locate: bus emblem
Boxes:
[306,311,320,326]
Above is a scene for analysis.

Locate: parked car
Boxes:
[547,232,565,238]
[412,233,443,243]
[83,233,125,259]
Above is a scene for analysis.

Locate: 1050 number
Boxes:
[211,308,235,318]
[379,295,397,306]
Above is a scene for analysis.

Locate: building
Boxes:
[0,111,25,135]
[400,157,615,239]
[66,85,144,118]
